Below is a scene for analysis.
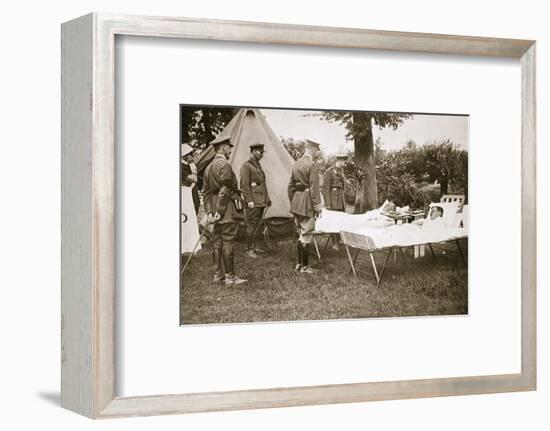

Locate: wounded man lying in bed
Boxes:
[317,199,467,250]
[413,205,447,231]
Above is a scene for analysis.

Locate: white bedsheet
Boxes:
[351,224,467,249]
[316,208,393,233]
[317,209,467,249]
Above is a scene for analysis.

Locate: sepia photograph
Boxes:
[180,105,469,325]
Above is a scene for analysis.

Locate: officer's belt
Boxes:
[294,183,310,192]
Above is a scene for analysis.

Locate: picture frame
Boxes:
[61,12,536,419]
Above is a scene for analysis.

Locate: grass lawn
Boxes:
[180,236,468,325]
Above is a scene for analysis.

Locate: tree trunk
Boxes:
[353,114,378,212]
[440,176,449,196]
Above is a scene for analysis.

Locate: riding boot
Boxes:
[300,243,313,274]
[222,246,234,277]
[252,233,265,254]
[295,241,303,271]
[302,242,309,267]
[223,245,247,285]
[212,248,224,283]
[245,235,258,258]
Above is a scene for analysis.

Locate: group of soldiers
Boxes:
[188,136,348,286]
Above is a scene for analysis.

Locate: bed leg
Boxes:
[352,248,361,268]
[455,239,466,267]
[313,237,321,260]
[345,245,358,278]
[322,234,331,255]
[428,243,436,261]
[378,247,393,287]
[369,251,380,286]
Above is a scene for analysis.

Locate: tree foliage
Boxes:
[320,111,412,141]
[281,137,306,161]
[318,111,413,212]
[180,106,238,149]
[374,138,468,208]
[420,139,468,195]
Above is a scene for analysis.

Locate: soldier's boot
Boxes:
[300,243,314,274]
[295,241,303,272]
[245,237,258,259]
[244,231,258,258]
[252,230,265,254]
[223,246,247,285]
[212,248,224,283]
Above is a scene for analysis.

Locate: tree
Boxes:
[180,106,238,149]
[375,142,433,209]
[281,137,328,169]
[421,139,468,197]
[318,111,412,212]
[281,137,305,161]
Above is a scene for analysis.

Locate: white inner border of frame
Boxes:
[116,35,521,396]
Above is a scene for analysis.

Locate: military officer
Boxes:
[322,154,348,212]
[202,136,247,285]
[322,153,348,250]
[288,139,323,274]
[240,142,271,258]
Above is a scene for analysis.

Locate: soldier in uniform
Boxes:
[288,139,323,274]
[202,136,247,285]
[240,142,271,258]
[322,154,348,212]
[322,153,348,249]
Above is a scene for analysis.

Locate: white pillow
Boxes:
[429,201,459,227]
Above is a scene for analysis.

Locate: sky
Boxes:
[261,108,469,155]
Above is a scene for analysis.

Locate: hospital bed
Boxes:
[315,198,468,286]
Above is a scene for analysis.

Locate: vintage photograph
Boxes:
[180,105,468,325]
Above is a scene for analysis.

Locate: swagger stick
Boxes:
[181,220,212,275]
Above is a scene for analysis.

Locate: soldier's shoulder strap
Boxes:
[243,159,254,169]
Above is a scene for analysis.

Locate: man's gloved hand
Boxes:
[207,212,222,223]
[248,202,255,209]
[314,210,323,220]
[267,199,272,207]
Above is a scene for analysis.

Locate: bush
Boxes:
[377,172,432,209]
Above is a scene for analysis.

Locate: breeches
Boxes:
[212,222,239,250]
[294,215,316,244]
[245,206,264,236]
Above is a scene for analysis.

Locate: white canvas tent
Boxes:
[197,108,294,219]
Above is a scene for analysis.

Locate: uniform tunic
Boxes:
[203,154,244,225]
[322,164,346,211]
[288,154,322,243]
[288,154,323,218]
[240,157,270,207]
[240,157,270,244]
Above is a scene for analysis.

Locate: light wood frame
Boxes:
[61,12,537,419]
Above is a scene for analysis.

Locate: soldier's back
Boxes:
[292,155,313,184]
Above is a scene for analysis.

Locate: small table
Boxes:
[381,210,425,224]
